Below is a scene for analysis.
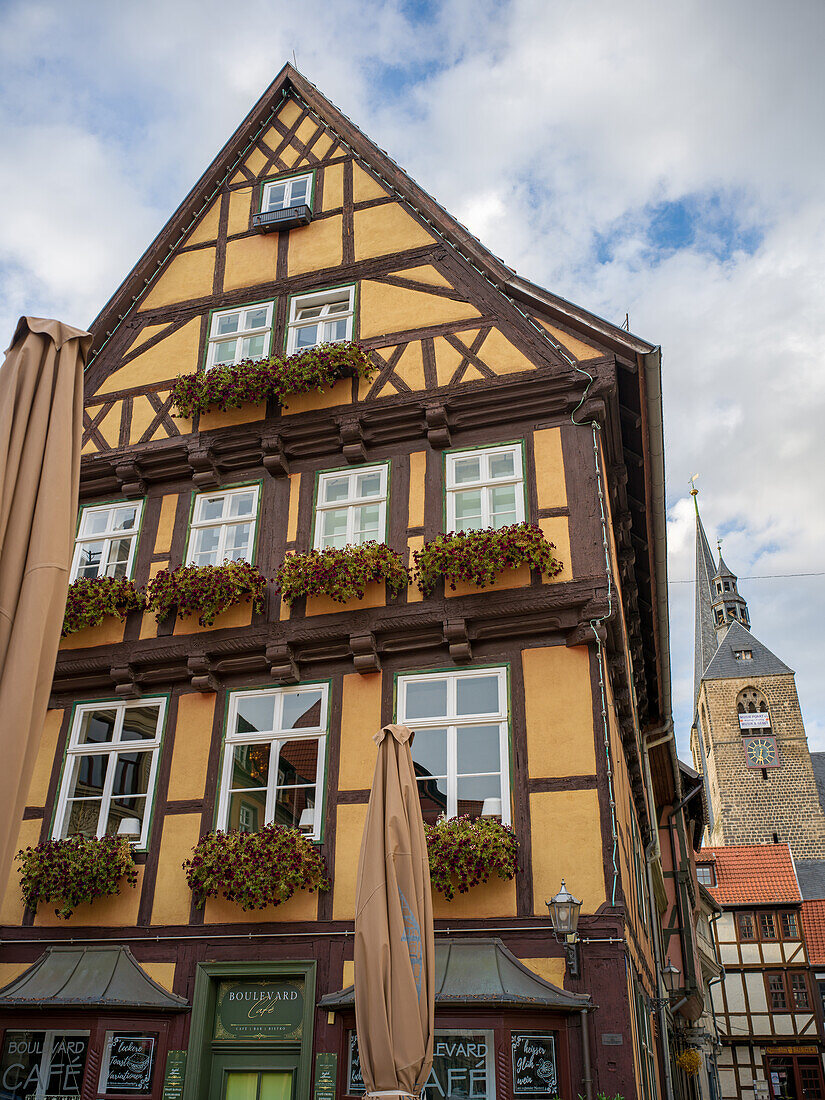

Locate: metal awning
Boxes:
[0,945,188,1010]
[319,938,591,1011]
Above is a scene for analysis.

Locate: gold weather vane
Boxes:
[689,473,699,497]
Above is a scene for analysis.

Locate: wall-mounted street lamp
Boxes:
[651,958,682,1009]
[545,880,583,978]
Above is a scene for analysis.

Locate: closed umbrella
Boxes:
[354,723,435,1100]
[0,317,89,884]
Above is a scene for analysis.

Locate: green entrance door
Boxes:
[210,1056,297,1100]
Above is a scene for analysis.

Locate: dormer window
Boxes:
[287,285,355,354]
[261,173,313,213]
[206,303,274,369]
[696,864,716,887]
[734,650,753,661]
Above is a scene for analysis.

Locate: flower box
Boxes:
[414,523,563,596]
[17,835,138,920]
[275,542,408,607]
[425,815,518,901]
[62,576,145,637]
[145,560,267,626]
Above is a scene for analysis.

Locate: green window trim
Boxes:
[70,498,146,584]
[183,480,264,570]
[201,299,276,373]
[258,168,317,214]
[311,460,392,552]
[441,439,527,533]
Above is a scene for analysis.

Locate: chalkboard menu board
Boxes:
[314,1053,338,1100]
[104,1035,157,1093]
[511,1033,557,1096]
[161,1051,187,1100]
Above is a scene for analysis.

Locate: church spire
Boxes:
[693,488,719,707]
[710,549,750,638]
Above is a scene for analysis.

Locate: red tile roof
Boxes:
[699,844,801,906]
[802,901,825,965]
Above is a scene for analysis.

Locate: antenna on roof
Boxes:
[622,313,630,331]
[292,49,297,67]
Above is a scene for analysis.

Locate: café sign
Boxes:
[214,979,304,1041]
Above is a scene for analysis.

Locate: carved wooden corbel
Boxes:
[266,642,299,683]
[425,404,451,449]
[187,440,220,489]
[187,654,219,693]
[261,430,289,477]
[114,458,146,498]
[338,417,366,464]
[444,619,471,662]
[110,665,141,698]
[350,632,380,673]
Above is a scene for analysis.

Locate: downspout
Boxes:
[580,1009,594,1100]
[645,836,676,1100]
[667,786,704,1017]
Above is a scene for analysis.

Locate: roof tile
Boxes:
[802,901,825,966]
[700,844,801,906]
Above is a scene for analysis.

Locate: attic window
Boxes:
[734,650,753,661]
[261,173,313,213]
[696,864,716,887]
[287,286,355,354]
[206,303,274,369]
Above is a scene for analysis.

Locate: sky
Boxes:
[1,0,823,761]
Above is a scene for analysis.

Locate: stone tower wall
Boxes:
[700,672,825,858]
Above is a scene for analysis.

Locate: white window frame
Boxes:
[205,302,275,370]
[218,684,329,842]
[286,285,355,355]
[185,485,260,567]
[70,501,143,583]
[261,173,313,213]
[52,698,167,850]
[397,667,511,825]
[313,463,389,550]
[445,442,525,532]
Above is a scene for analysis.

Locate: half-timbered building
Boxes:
[1,64,699,1100]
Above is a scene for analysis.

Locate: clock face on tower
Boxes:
[744,736,779,768]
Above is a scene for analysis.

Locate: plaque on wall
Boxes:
[314,1053,338,1100]
[511,1033,558,1096]
[214,979,305,1040]
[104,1035,157,1093]
[161,1051,186,1100]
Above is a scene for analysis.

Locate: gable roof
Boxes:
[801,900,825,964]
[85,63,655,378]
[702,619,793,681]
[700,844,801,906]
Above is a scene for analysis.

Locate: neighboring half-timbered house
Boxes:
[1,64,698,1100]
[702,844,825,1098]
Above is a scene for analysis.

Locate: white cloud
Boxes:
[0,0,823,761]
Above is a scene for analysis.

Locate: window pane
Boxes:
[491,509,517,531]
[105,538,132,578]
[84,510,111,536]
[121,707,159,742]
[411,728,448,781]
[457,773,500,817]
[782,912,798,938]
[228,492,256,518]
[112,751,152,797]
[456,675,500,716]
[453,457,481,484]
[231,743,270,789]
[79,710,117,744]
[260,1071,293,1100]
[456,724,501,775]
[113,507,138,531]
[488,451,515,479]
[325,296,350,315]
[265,184,287,211]
[739,914,755,939]
[295,325,319,348]
[454,490,482,529]
[0,1031,91,1100]
[66,799,102,837]
[72,754,108,797]
[242,334,266,360]
[190,526,220,566]
[199,495,226,522]
[282,690,323,730]
[278,739,319,786]
[356,471,382,498]
[232,795,264,833]
[321,509,348,548]
[290,179,308,203]
[490,483,516,517]
[405,680,447,720]
[226,1073,258,1100]
[77,541,104,577]
[273,783,314,830]
[326,319,347,342]
[297,305,323,320]
[354,504,381,543]
[760,913,777,939]
[225,523,252,559]
[106,795,146,837]
[245,307,269,329]
[236,696,276,735]
[323,476,351,504]
[216,313,240,335]
[213,339,237,364]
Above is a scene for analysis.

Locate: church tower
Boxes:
[689,492,825,860]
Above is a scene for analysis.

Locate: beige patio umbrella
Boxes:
[0,317,89,883]
[354,723,435,1100]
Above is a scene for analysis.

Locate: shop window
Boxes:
[348,1030,496,1099]
[445,443,525,533]
[217,684,329,841]
[98,1033,159,1095]
[71,501,143,582]
[313,464,389,550]
[186,486,260,567]
[397,667,510,825]
[0,1030,89,1100]
[206,303,274,369]
[286,286,355,354]
[53,699,166,849]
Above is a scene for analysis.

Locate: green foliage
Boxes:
[145,560,267,626]
[275,542,408,605]
[62,576,145,637]
[170,342,375,418]
[413,522,563,595]
[183,825,330,910]
[17,835,138,919]
[425,815,518,901]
